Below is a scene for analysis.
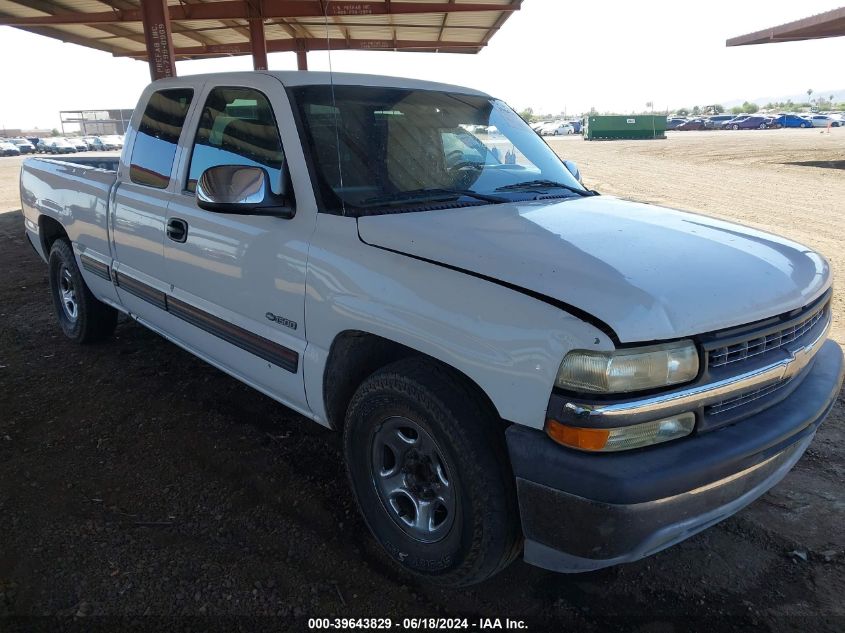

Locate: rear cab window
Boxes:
[129,88,194,189]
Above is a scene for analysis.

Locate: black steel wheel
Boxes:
[48,239,117,343]
[344,357,521,586]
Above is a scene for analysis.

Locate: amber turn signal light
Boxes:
[546,419,610,451]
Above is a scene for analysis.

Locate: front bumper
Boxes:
[507,339,844,573]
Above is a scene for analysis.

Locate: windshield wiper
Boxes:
[358,188,508,207]
[496,179,597,197]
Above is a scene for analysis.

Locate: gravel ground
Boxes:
[1,131,844,632]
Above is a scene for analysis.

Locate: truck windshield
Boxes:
[289,85,587,215]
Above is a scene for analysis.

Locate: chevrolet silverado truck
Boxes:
[19,71,844,586]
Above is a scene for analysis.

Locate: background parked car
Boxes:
[38,138,76,154]
[725,115,770,130]
[721,115,749,129]
[769,114,812,128]
[83,136,119,151]
[676,118,707,131]
[67,137,89,152]
[8,138,35,154]
[666,117,687,130]
[806,114,841,128]
[704,114,734,129]
[567,120,583,134]
[0,140,21,156]
[541,121,575,136]
[100,134,124,149]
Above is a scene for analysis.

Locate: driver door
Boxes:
[163,77,313,415]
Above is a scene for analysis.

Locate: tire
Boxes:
[732,124,739,130]
[48,239,117,343]
[343,357,521,587]
[759,123,766,129]
[800,122,808,128]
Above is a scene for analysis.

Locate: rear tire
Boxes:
[343,357,521,587]
[48,239,117,343]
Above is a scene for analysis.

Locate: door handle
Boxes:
[166,218,188,243]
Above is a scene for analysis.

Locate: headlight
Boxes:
[555,340,699,394]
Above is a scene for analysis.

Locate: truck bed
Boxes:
[20,156,119,262]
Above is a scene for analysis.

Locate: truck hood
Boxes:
[357,197,830,342]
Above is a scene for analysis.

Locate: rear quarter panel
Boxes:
[20,157,119,304]
[21,157,116,257]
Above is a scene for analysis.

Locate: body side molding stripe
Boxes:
[167,297,299,373]
[113,270,168,310]
[80,253,112,282]
[111,270,299,374]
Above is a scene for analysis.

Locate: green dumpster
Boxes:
[583,115,666,140]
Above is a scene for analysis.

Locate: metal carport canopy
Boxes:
[727,6,845,46]
[0,0,522,79]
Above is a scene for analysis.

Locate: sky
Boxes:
[0,0,843,130]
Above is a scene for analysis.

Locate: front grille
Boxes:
[708,303,827,369]
[706,379,788,415]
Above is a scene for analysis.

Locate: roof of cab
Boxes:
[149,71,490,98]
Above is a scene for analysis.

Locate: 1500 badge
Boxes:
[265,312,297,330]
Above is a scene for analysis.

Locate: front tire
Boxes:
[48,239,117,343]
[343,358,521,587]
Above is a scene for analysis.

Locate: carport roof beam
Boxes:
[0,1,521,26]
[0,0,521,69]
[727,6,845,46]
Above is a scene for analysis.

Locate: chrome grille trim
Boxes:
[560,315,830,427]
[709,304,827,368]
[706,380,788,415]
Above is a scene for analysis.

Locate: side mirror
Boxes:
[196,165,293,219]
[563,160,582,183]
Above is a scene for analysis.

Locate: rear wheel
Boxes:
[343,358,521,587]
[48,239,117,343]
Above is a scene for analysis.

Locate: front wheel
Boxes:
[800,122,809,128]
[48,239,117,343]
[343,358,521,587]
[732,124,739,130]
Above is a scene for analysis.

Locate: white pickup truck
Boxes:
[19,71,844,587]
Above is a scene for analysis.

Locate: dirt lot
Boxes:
[1,130,844,632]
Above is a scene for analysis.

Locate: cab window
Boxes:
[129,88,194,189]
[187,87,286,194]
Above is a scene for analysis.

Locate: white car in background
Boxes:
[541,121,575,136]
[806,114,841,128]
[100,134,125,148]
[0,140,22,156]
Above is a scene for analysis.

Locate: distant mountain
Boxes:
[722,88,845,108]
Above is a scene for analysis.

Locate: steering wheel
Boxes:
[449,159,484,172]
